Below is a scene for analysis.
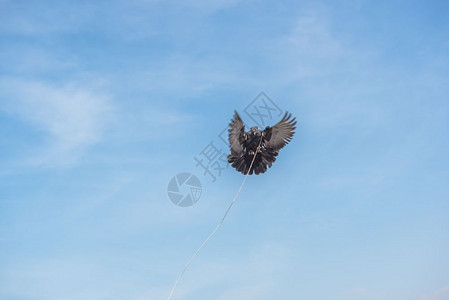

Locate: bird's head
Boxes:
[250,126,260,135]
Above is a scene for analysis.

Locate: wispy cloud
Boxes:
[348,286,368,297]
[0,242,293,300]
[168,242,293,299]
[0,79,114,167]
[0,257,163,300]
[422,286,449,300]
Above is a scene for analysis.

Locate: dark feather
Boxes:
[228,111,245,156]
[263,112,296,151]
[227,110,296,175]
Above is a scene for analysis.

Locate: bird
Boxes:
[227,110,297,175]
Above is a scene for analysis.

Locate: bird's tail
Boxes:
[228,148,277,175]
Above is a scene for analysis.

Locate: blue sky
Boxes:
[1,0,448,299]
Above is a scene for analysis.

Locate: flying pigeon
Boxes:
[227,111,297,175]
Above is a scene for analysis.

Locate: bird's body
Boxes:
[227,111,296,175]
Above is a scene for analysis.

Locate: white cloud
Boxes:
[0,242,292,300]
[0,257,166,300]
[167,242,293,299]
[134,0,245,13]
[349,286,368,296]
[124,54,251,96]
[422,286,449,300]
[0,79,114,167]
[288,10,342,59]
[268,7,346,83]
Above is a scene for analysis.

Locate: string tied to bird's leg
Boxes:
[166,136,263,300]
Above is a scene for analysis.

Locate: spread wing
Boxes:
[263,112,296,150]
[228,111,246,155]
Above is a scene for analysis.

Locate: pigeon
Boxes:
[227,111,297,175]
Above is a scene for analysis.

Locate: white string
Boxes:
[166,137,263,300]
